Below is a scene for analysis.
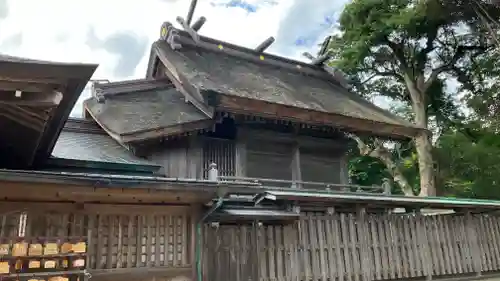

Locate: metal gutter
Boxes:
[264,190,500,209]
[0,169,261,191]
[46,157,161,174]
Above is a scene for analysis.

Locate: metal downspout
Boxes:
[197,197,224,281]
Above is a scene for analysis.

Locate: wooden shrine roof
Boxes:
[143,27,425,139]
[84,78,211,143]
[0,54,97,168]
[52,118,158,168]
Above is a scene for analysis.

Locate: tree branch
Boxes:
[423,45,489,92]
[347,133,415,196]
[415,27,439,73]
[384,36,409,71]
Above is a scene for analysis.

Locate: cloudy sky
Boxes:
[0,0,348,117]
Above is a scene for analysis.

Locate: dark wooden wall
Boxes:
[203,211,500,281]
[147,128,349,185]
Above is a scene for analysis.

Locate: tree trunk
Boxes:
[415,132,436,196]
[409,77,436,197]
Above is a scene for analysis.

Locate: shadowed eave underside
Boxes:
[84,78,212,144]
[147,28,426,139]
[0,54,97,168]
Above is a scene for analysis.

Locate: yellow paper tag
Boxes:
[60,243,72,254]
[0,244,10,255]
[72,242,86,253]
[28,260,41,269]
[0,261,10,273]
[12,242,27,256]
[29,244,43,256]
[44,243,58,255]
[44,260,56,268]
[73,259,85,267]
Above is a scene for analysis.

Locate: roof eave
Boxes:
[0,56,97,168]
[208,91,424,139]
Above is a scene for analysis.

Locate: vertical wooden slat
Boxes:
[357,208,370,281]
[459,215,473,273]
[325,216,337,281]
[299,217,310,281]
[370,215,381,280]
[489,216,500,270]
[376,215,388,280]
[86,215,95,270]
[408,216,421,277]
[116,216,123,269]
[332,213,344,281]
[382,214,396,279]
[316,215,327,281]
[126,215,134,268]
[136,215,143,268]
[106,215,115,269]
[259,224,268,281]
[450,216,463,274]
[441,216,457,274]
[340,213,352,281]
[308,215,320,281]
[348,213,360,281]
[155,215,161,266]
[398,216,409,278]
[466,213,482,276]
[96,215,104,269]
[417,214,432,280]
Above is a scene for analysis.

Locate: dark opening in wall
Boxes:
[207,116,237,140]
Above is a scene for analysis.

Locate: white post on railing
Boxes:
[382,178,392,195]
[208,162,219,181]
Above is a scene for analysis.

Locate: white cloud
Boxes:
[0,0,349,117]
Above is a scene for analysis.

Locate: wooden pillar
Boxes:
[339,154,349,185]
[188,136,203,179]
[235,140,247,177]
[190,204,202,281]
[291,143,301,188]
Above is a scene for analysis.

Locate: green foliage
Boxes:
[435,127,500,199]
[330,0,500,198]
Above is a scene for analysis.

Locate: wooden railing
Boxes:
[206,162,390,194]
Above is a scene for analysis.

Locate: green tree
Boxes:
[328,0,500,196]
[435,125,500,199]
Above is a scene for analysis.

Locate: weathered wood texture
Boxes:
[0,208,192,274]
[204,212,500,281]
[149,138,202,179]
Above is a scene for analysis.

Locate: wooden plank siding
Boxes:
[0,206,193,277]
[204,212,500,281]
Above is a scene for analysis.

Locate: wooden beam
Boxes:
[0,90,63,106]
[0,181,217,204]
[0,201,191,215]
[215,94,420,139]
[0,104,48,132]
[0,80,63,93]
